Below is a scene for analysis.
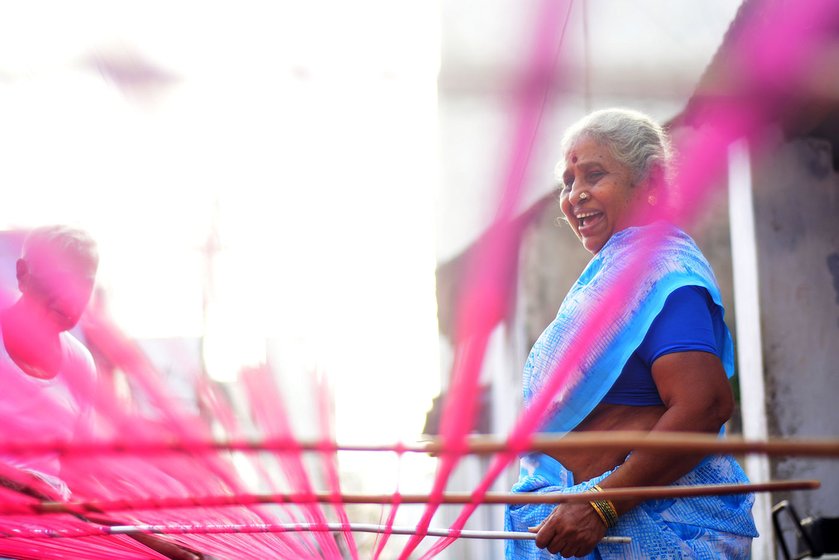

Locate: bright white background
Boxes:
[0,1,443,477]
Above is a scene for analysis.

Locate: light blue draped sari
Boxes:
[505,223,758,559]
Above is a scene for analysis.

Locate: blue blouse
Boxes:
[601,285,720,406]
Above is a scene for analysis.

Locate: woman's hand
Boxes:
[532,501,607,557]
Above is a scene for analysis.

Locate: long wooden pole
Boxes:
[7,479,816,516]
[429,431,839,457]
[1,431,837,457]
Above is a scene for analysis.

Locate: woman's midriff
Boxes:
[547,403,666,483]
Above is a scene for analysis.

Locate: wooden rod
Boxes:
[0,431,837,457]
[15,479,817,516]
[428,431,839,457]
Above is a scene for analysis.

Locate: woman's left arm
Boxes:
[533,350,734,555]
[597,349,735,512]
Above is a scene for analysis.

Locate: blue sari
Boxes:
[505,223,758,559]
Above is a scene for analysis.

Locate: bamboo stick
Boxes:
[0,431,837,457]
[6,479,816,516]
[430,431,839,457]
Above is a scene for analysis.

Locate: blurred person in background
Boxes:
[0,225,206,560]
[0,225,99,500]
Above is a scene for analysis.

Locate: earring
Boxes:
[647,195,657,206]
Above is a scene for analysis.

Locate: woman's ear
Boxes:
[643,166,666,207]
[645,165,665,191]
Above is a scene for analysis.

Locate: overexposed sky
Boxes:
[0,1,442,448]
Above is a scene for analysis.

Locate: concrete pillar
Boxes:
[728,139,773,559]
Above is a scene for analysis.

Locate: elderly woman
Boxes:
[505,109,758,559]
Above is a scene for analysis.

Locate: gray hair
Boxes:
[560,108,673,188]
[22,225,99,273]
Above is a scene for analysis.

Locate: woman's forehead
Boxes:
[566,136,607,161]
[565,138,631,175]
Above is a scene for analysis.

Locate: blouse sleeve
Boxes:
[636,285,720,367]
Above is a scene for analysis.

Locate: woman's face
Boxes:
[558,136,647,254]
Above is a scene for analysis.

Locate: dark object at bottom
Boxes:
[773,500,839,559]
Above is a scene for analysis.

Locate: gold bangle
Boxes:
[588,500,611,528]
[590,499,617,528]
[592,485,619,527]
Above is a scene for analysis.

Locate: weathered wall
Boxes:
[752,137,839,522]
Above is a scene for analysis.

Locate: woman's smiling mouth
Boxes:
[576,210,604,232]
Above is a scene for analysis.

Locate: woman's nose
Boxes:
[568,186,588,205]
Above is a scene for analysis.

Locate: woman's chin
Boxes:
[578,220,610,253]
[581,235,606,254]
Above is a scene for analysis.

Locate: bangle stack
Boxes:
[589,485,619,528]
